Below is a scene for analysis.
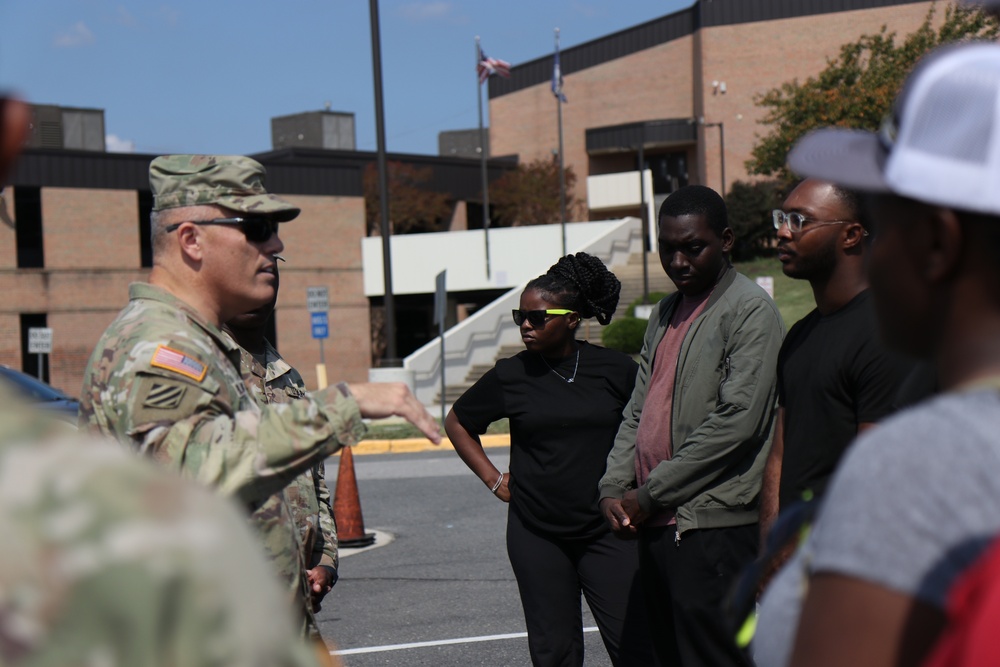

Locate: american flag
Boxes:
[477,47,511,85]
[151,344,207,382]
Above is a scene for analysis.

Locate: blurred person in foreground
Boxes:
[225,264,339,619]
[79,154,440,634]
[0,99,332,666]
[754,41,1000,667]
[0,395,334,667]
[446,253,655,666]
[599,186,784,667]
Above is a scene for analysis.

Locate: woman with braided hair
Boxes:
[446,252,655,666]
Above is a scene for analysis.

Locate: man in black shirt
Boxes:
[759,178,913,548]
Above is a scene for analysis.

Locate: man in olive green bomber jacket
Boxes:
[599,185,784,667]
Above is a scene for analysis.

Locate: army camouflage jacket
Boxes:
[236,338,339,571]
[80,283,365,504]
[79,283,364,633]
[0,398,324,667]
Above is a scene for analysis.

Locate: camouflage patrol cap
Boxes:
[149,154,300,222]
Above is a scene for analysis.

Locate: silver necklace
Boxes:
[542,349,580,383]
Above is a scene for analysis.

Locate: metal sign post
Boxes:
[433,270,447,425]
[307,286,330,389]
[27,327,52,380]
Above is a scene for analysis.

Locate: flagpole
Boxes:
[476,36,492,279]
[370,0,396,363]
[555,28,567,256]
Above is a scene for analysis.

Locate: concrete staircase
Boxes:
[611,250,675,321]
[437,251,675,403]
[439,343,523,403]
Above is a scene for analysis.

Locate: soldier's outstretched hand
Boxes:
[348,382,442,444]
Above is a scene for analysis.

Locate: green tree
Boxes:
[364,161,454,235]
[490,157,581,226]
[726,180,785,261]
[747,4,999,183]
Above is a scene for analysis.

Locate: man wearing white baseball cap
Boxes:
[754,41,1000,667]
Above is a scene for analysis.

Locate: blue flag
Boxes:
[552,44,567,102]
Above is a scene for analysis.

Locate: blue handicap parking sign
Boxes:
[311,312,329,339]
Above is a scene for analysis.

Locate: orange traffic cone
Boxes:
[333,446,375,548]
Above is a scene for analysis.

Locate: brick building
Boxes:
[488,0,939,218]
[1,0,960,399]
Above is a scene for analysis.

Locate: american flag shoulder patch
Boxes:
[150,345,208,382]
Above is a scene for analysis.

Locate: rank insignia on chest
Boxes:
[150,345,208,382]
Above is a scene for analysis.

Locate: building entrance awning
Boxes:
[586,118,696,154]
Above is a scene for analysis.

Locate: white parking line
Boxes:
[332,627,599,656]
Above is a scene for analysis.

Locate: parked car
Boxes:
[0,365,80,422]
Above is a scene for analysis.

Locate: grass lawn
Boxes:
[363,416,510,441]
[735,256,815,329]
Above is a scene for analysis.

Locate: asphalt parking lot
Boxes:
[320,448,614,666]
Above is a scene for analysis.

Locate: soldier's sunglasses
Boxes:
[164,217,280,243]
[512,309,575,327]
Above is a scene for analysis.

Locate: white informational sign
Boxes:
[28,327,53,354]
[306,286,329,313]
[756,276,775,299]
[634,304,655,320]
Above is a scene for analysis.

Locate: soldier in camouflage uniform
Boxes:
[0,393,334,667]
[226,269,340,617]
[0,95,333,664]
[79,154,440,636]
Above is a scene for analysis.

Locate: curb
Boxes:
[344,433,510,456]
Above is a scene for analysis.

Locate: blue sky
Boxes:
[0,1,693,156]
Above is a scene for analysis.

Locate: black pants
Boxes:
[507,508,656,667]
[639,523,757,667]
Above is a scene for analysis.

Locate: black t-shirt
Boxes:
[452,341,638,538]
[778,290,914,508]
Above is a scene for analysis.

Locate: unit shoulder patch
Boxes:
[142,382,187,410]
[150,344,208,382]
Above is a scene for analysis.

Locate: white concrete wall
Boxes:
[400,217,643,405]
[363,219,638,297]
[587,169,657,248]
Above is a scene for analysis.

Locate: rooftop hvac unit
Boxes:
[271,110,356,151]
[27,104,106,151]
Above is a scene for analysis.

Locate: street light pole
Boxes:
[369,0,396,363]
[637,140,649,304]
[703,121,726,198]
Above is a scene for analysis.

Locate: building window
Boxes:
[19,313,49,383]
[15,186,43,268]
[648,152,689,195]
[138,190,153,268]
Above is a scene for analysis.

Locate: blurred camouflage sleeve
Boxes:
[0,409,327,667]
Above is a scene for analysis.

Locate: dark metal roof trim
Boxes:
[489,8,694,99]
[490,0,925,98]
[7,147,516,201]
[700,0,926,26]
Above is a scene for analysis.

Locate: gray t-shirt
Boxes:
[754,388,1000,667]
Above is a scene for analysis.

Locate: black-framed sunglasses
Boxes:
[164,217,280,243]
[511,308,575,327]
